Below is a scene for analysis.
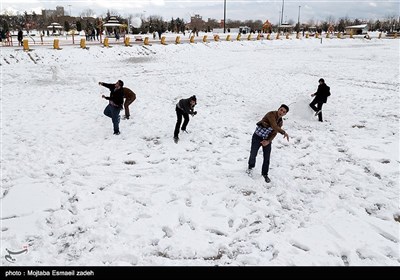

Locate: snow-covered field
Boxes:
[1,37,399,266]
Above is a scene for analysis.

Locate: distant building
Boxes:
[190,14,205,31]
[239,26,251,34]
[42,6,65,18]
[345,24,368,35]
[278,23,295,33]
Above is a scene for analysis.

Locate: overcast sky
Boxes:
[1,0,399,24]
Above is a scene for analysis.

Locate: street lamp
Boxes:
[297,6,301,33]
[223,0,226,33]
[281,0,285,25]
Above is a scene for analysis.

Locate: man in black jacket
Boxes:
[309,78,330,122]
[174,95,197,143]
[99,80,124,135]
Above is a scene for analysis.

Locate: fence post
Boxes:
[53,39,60,49]
[124,36,131,46]
[80,38,86,48]
[23,39,29,51]
[203,35,208,43]
[103,37,109,47]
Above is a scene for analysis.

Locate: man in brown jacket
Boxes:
[247,104,290,183]
[122,87,136,119]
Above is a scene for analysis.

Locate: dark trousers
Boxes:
[174,107,189,138]
[104,104,121,133]
[248,133,272,176]
[309,99,323,122]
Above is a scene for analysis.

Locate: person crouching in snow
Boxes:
[122,87,136,120]
[173,95,197,143]
[99,80,124,135]
[247,104,290,183]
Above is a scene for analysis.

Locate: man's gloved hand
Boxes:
[192,111,197,116]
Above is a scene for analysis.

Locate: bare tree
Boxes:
[80,9,95,18]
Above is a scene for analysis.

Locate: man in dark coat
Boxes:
[174,95,197,143]
[309,78,331,122]
[99,80,124,135]
[17,30,23,46]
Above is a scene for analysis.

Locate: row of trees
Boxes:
[1,9,399,35]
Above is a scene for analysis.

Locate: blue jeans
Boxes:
[104,104,121,133]
[248,133,272,176]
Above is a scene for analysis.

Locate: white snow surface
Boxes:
[1,37,399,266]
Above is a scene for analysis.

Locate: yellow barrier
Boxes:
[175,36,181,44]
[315,32,319,39]
[203,35,208,43]
[226,35,231,41]
[23,39,29,51]
[286,33,290,39]
[378,32,382,39]
[161,36,167,45]
[326,33,330,38]
[214,35,219,41]
[267,34,271,40]
[53,39,60,49]
[349,31,353,39]
[144,37,149,45]
[296,32,300,39]
[80,38,86,48]
[276,33,280,40]
[257,34,261,40]
[189,35,195,43]
[236,34,241,41]
[394,32,398,39]
[306,32,309,38]
[104,37,109,47]
[124,36,130,46]
[337,32,342,39]
[247,34,251,40]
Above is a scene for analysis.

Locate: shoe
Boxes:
[123,116,130,120]
[262,175,271,183]
[246,168,253,177]
[181,129,188,133]
[113,131,120,135]
[314,110,321,116]
[173,136,179,143]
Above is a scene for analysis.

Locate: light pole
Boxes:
[223,0,226,33]
[297,6,301,33]
[281,0,285,25]
[68,5,72,16]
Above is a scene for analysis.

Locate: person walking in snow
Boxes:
[309,78,330,122]
[122,87,136,120]
[99,80,124,135]
[247,104,290,183]
[17,29,23,46]
[173,95,197,143]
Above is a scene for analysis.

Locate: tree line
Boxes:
[0,9,399,34]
